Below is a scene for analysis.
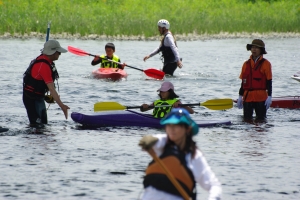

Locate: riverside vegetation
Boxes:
[0,0,299,39]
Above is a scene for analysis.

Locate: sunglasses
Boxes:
[56,51,61,55]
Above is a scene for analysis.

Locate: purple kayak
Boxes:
[71,110,231,128]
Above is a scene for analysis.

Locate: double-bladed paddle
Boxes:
[67,46,165,80]
[94,99,233,112]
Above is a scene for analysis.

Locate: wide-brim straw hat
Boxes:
[246,39,267,54]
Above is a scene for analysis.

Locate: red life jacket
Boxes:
[23,55,59,97]
[242,58,266,90]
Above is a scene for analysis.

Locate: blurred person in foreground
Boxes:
[139,108,222,200]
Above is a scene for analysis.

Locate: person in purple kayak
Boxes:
[138,108,222,200]
[140,81,194,118]
[143,19,183,76]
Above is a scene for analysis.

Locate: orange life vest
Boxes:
[143,145,196,199]
[242,58,266,90]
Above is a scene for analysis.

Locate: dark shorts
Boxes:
[243,101,267,120]
[163,62,177,76]
[23,91,48,126]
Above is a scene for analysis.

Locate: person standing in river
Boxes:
[237,39,273,120]
[23,40,70,128]
[143,19,183,76]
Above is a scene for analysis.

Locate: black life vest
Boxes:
[143,144,196,199]
[159,33,177,64]
[23,55,59,97]
[242,58,266,90]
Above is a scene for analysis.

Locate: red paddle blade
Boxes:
[68,46,89,56]
[144,68,165,79]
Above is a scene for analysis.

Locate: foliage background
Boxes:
[0,0,299,37]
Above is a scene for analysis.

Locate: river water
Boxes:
[0,38,299,200]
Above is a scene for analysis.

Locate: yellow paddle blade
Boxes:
[94,102,126,112]
[201,98,233,110]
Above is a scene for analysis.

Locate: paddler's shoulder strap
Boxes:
[34,59,52,66]
[254,58,265,70]
[25,56,51,75]
[160,32,177,47]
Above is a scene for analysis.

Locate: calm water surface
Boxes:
[0,38,299,200]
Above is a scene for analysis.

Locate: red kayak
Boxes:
[92,68,128,80]
[233,96,300,109]
[271,96,300,109]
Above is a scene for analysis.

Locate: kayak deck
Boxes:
[92,68,128,80]
[71,110,231,128]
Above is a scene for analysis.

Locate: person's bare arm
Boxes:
[47,83,70,119]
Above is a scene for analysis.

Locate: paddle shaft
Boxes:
[147,148,190,200]
[94,98,233,112]
[46,22,51,41]
[126,103,198,109]
[86,52,144,72]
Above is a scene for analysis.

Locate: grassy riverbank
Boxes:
[0,0,299,38]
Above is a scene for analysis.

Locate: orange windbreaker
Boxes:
[239,55,272,102]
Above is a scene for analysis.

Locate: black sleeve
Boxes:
[91,57,102,66]
[239,82,244,96]
[117,58,123,69]
[266,79,272,96]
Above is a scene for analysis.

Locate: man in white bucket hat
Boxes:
[23,40,69,128]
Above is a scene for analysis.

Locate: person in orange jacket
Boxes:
[237,39,272,119]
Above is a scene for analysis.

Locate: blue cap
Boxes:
[160,108,199,135]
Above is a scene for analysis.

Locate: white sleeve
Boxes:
[151,134,168,156]
[191,150,222,200]
[149,46,161,57]
[164,34,180,62]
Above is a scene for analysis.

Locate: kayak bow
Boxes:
[92,68,128,80]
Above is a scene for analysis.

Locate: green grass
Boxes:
[0,0,299,37]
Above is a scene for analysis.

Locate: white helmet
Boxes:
[157,19,170,29]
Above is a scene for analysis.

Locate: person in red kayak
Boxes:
[139,108,222,200]
[91,43,126,69]
[140,81,194,118]
[143,19,183,76]
[23,40,70,128]
[237,39,273,120]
